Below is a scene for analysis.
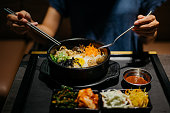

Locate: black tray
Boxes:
[9,53,170,113]
[39,59,120,88]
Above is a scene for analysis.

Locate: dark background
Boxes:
[0,0,170,41]
[0,0,169,111]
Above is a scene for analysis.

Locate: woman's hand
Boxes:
[7,10,38,35]
[132,14,159,43]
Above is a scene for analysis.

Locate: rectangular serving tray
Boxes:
[7,52,170,113]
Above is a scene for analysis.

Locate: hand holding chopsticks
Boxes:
[4,8,61,46]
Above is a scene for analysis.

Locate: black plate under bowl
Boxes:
[50,89,100,113]
[100,89,152,113]
[39,59,120,89]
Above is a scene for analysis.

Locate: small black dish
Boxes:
[39,59,120,89]
[100,89,152,113]
[50,89,100,113]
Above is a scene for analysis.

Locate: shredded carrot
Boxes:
[84,43,101,57]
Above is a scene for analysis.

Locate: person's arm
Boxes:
[7,6,61,45]
[37,6,61,38]
[27,6,62,44]
[132,14,159,44]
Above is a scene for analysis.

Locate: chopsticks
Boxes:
[4,8,61,46]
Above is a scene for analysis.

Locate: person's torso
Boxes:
[67,0,142,51]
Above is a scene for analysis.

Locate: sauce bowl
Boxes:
[123,68,152,86]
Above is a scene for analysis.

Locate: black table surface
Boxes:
[2,53,170,113]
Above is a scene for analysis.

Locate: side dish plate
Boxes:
[100,89,152,113]
[50,89,100,113]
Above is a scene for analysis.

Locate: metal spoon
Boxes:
[98,11,152,49]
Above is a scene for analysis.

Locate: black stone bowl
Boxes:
[47,38,110,85]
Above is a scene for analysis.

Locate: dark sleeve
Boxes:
[48,0,69,17]
[139,0,166,15]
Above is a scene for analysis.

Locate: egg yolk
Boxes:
[74,58,85,67]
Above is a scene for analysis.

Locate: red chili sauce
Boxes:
[125,76,148,84]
